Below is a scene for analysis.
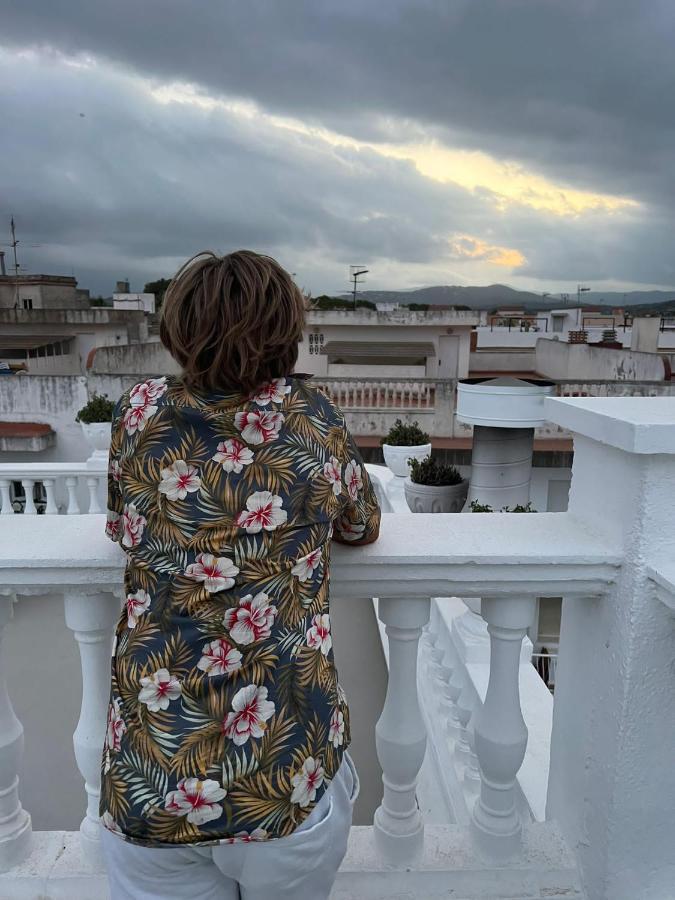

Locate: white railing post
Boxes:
[86,476,103,514]
[42,478,58,514]
[0,592,32,871]
[471,595,536,859]
[373,595,430,865]
[21,480,37,515]
[0,481,11,515]
[64,589,120,863]
[64,476,81,515]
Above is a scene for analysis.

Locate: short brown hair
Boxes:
[160,250,305,394]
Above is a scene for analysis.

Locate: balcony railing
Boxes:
[0,397,674,900]
[0,463,106,515]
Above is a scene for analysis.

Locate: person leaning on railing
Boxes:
[100,250,381,900]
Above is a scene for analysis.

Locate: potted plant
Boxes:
[76,393,115,467]
[404,456,468,513]
[381,419,432,477]
[468,500,536,513]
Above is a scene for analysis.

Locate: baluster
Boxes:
[86,476,103,514]
[22,480,36,515]
[65,476,81,515]
[42,478,58,514]
[0,592,32,871]
[374,596,430,865]
[64,589,120,863]
[471,595,536,859]
[0,480,12,515]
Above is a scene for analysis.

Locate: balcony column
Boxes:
[0,592,31,871]
[373,595,430,866]
[64,588,120,864]
[471,594,536,860]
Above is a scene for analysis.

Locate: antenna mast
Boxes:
[349,265,369,309]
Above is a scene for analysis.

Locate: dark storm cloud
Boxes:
[0,1,673,292]
[3,0,674,204]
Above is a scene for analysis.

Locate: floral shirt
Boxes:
[100,374,380,846]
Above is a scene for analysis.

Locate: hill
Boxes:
[338,284,675,311]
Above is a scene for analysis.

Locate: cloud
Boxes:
[0,2,673,294]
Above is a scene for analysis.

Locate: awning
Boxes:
[321,341,436,358]
[0,422,56,452]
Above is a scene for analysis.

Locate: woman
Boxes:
[100,250,381,899]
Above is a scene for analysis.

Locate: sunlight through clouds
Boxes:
[148,80,639,220]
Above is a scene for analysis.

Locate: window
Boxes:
[308,332,325,355]
[22,298,33,310]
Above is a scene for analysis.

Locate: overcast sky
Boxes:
[1,1,674,296]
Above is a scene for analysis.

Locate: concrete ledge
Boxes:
[1,825,583,900]
[546,396,675,454]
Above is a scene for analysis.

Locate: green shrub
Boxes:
[382,418,430,447]
[409,456,463,486]
[76,393,115,424]
[470,499,536,513]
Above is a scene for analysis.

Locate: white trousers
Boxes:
[101,754,358,900]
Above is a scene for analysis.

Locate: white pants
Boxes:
[102,754,359,900]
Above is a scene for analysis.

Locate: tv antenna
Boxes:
[577,284,591,306]
[0,218,42,308]
[349,265,368,309]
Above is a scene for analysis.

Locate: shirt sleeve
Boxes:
[333,419,381,546]
[105,396,126,544]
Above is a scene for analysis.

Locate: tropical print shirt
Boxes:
[100,374,380,847]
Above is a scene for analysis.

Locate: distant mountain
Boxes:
[339,284,675,311]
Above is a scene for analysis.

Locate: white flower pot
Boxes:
[382,443,432,478]
[404,478,469,513]
[80,421,112,470]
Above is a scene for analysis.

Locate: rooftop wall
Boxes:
[535,337,667,382]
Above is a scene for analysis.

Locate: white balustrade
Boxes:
[373,595,430,865]
[0,395,671,899]
[0,465,106,516]
[64,589,121,863]
[0,592,32,872]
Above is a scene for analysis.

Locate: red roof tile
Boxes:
[0,422,54,438]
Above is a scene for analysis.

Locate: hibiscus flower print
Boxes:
[109,458,122,483]
[291,757,325,808]
[323,456,342,496]
[122,503,146,548]
[138,668,181,712]
[212,438,254,474]
[165,778,226,826]
[125,589,151,628]
[158,460,201,500]
[185,553,239,593]
[105,509,121,541]
[291,548,322,582]
[223,592,277,645]
[336,516,366,542]
[224,828,268,844]
[223,684,275,746]
[344,458,363,501]
[106,698,126,753]
[329,709,345,748]
[123,377,167,435]
[252,377,291,407]
[235,491,287,533]
[234,410,284,445]
[306,613,332,655]
[197,638,242,677]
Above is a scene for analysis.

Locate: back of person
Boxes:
[100,250,380,900]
